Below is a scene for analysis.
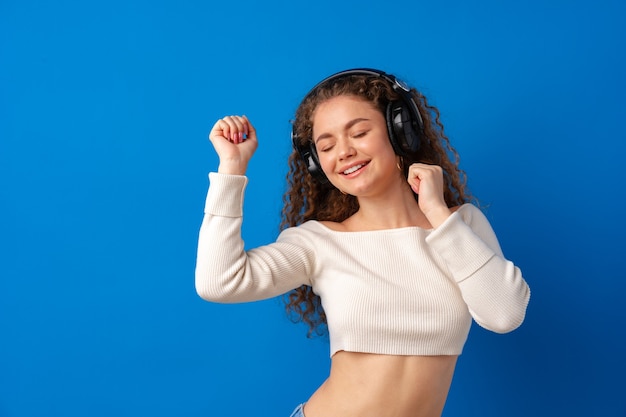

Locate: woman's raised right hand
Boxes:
[208,115,258,175]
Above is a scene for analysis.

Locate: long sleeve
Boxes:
[195,173,314,303]
[425,205,530,333]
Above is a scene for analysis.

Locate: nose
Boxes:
[336,137,355,160]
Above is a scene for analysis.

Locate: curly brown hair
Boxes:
[280,71,475,337]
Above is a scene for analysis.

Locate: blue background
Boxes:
[1,0,625,416]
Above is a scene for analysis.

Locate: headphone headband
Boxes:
[305,68,408,101]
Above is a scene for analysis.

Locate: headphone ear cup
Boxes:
[292,130,329,183]
[386,101,421,155]
[306,143,328,183]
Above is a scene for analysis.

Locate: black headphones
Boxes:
[291,68,424,184]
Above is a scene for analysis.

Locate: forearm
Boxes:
[456,256,530,333]
[194,173,252,302]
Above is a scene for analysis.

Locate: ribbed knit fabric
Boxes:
[196,173,530,357]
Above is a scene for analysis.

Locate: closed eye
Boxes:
[316,140,334,152]
[314,118,371,145]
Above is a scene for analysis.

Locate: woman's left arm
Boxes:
[425,205,531,333]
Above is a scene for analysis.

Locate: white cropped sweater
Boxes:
[195,173,530,356]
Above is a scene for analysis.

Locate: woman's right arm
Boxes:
[195,116,314,303]
[195,173,314,303]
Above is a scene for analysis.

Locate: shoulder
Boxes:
[318,220,349,232]
[277,220,333,242]
[440,204,495,235]
[276,221,343,263]
[451,204,501,249]
[453,203,487,223]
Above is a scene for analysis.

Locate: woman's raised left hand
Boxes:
[406,163,452,228]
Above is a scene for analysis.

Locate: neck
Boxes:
[345,184,431,231]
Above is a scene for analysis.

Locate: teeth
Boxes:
[343,164,363,175]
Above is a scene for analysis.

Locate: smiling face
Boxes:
[312,95,403,198]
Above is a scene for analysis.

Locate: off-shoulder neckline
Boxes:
[302,204,471,234]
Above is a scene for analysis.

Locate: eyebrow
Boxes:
[314,118,370,144]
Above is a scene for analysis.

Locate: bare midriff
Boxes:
[303,351,458,417]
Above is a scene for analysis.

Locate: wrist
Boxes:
[423,205,452,229]
[217,160,248,176]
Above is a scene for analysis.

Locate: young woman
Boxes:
[196,68,530,417]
